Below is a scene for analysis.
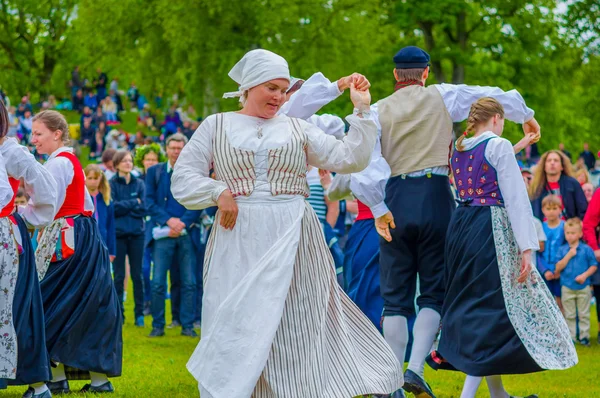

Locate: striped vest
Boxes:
[212,113,310,198]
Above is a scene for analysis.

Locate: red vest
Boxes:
[355,200,374,221]
[0,178,21,217]
[54,151,87,220]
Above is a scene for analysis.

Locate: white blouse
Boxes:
[279,72,346,139]
[172,112,377,210]
[0,138,58,227]
[44,147,94,216]
[461,131,539,252]
[0,150,13,211]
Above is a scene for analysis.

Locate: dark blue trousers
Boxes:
[379,174,454,318]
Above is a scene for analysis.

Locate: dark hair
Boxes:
[112,149,132,169]
[101,148,117,164]
[0,99,8,138]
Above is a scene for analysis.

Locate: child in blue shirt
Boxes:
[555,217,598,346]
[539,195,565,307]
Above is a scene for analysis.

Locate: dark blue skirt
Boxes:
[437,206,542,376]
[40,216,122,378]
[0,214,52,388]
[343,219,383,332]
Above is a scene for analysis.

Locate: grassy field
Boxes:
[5,290,599,397]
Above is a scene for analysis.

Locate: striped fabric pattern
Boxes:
[267,118,310,198]
[212,114,310,199]
[212,113,256,198]
[253,203,403,397]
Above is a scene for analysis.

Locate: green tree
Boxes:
[0,0,78,99]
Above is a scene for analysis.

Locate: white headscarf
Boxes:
[223,49,290,99]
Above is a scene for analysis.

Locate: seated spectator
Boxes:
[80,106,93,127]
[7,106,18,137]
[47,95,57,109]
[110,89,124,112]
[80,118,96,146]
[181,120,194,140]
[127,82,139,111]
[161,106,181,137]
[93,105,107,126]
[84,91,98,110]
[574,156,588,172]
[15,96,32,118]
[103,97,119,123]
[90,128,107,161]
[129,131,145,150]
[73,89,85,113]
[18,109,33,143]
[137,104,156,130]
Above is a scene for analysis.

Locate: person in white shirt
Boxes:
[173,49,403,398]
[427,97,576,398]
[367,45,543,397]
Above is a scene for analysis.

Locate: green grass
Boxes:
[6,293,599,397]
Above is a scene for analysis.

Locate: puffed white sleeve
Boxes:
[349,143,391,219]
[347,102,390,218]
[0,138,58,227]
[435,84,535,124]
[304,112,376,174]
[278,72,343,119]
[486,137,539,252]
[44,156,74,217]
[0,152,13,209]
[172,115,229,210]
[327,174,353,202]
[307,114,346,140]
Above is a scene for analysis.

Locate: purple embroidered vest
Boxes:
[452,138,504,207]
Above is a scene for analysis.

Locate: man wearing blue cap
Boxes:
[368,46,540,398]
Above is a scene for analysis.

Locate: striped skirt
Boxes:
[187,196,402,398]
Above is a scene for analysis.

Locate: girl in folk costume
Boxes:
[172,49,403,398]
[30,111,123,395]
[428,98,577,398]
[0,100,56,398]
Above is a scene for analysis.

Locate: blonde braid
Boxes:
[455,98,504,152]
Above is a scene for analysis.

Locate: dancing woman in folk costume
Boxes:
[427,98,577,398]
[31,110,123,395]
[173,49,403,398]
[0,100,57,398]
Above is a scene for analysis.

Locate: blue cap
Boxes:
[393,46,430,69]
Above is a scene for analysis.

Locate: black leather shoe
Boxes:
[81,381,114,393]
[148,327,165,337]
[403,369,436,398]
[181,328,198,337]
[47,380,70,394]
[22,388,52,398]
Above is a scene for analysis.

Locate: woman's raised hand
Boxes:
[350,83,371,113]
[217,189,238,230]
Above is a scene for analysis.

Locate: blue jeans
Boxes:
[151,235,196,329]
[142,246,152,303]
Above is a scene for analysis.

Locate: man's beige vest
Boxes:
[378,85,453,176]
